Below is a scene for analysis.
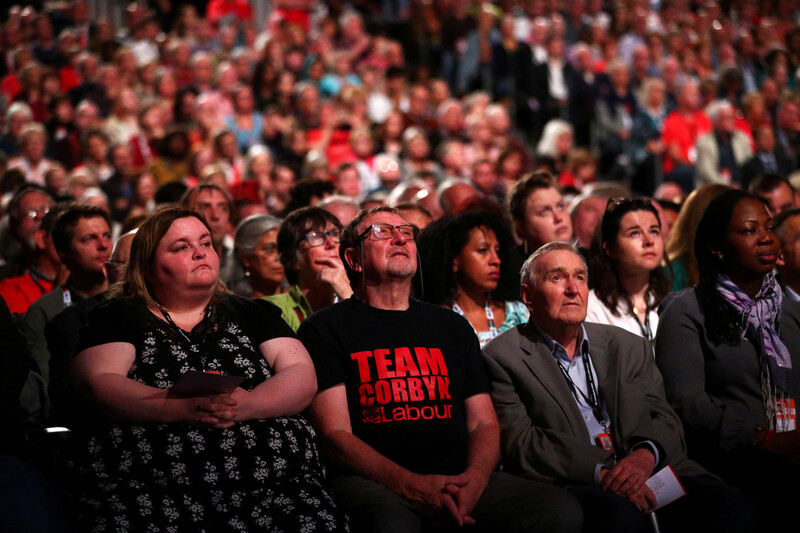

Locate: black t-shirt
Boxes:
[75,295,296,377]
[298,296,490,475]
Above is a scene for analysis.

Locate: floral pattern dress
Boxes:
[67,296,348,532]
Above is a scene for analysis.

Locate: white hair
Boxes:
[520,240,585,286]
[537,119,573,158]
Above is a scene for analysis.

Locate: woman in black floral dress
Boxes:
[68,207,348,532]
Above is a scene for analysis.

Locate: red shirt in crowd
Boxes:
[661,110,712,174]
[206,0,253,25]
[0,272,55,315]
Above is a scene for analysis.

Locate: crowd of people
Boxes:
[2,0,800,531]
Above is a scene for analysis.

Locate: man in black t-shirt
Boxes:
[298,206,582,532]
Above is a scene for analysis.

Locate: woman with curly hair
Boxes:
[656,189,800,526]
[417,210,527,346]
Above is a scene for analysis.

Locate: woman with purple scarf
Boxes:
[656,189,800,527]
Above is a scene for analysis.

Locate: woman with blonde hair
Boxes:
[666,183,730,291]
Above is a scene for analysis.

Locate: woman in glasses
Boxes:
[586,198,671,341]
[266,206,353,330]
[417,210,527,346]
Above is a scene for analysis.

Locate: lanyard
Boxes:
[554,347,609,430]
[156,303,212,350]
[28,268,52,296]
[452,299,498,338]
[632,308,653,341]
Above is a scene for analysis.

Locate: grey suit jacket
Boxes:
[482,321,706,485]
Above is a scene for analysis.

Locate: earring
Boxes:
[716,253,724,262]
[245,268,250,277]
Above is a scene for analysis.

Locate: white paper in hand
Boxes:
[646,465,686,511]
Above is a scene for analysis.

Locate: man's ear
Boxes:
[344,247,362,272]
[452,256,460,273]
[520,282,533,309]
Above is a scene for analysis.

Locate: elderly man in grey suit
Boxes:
[482,241,757,533]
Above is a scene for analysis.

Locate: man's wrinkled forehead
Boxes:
[358,211,408,235]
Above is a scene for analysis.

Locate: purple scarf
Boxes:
[716,273,793,396]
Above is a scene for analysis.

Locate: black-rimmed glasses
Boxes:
[358,223,419,242]
[300,228,341,247]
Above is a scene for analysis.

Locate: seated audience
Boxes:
[298,206,583,532]
[666,184,730,291]
[656,190,800,528]
[437,179,480,216]
[0,200,65,314]
[0,296,68,533]
[0,185,54,280]
[587,198,670,341]
[182,183,235,279]
[417,210,528,345]
[569,192,610,254]
[21,204,111,384]
[695,100,752,187]
[318,195,361,226]
[660,80,711,194]
[506,172,573,282]
[67,206,347,531]
[483,241,757,533]
[395,202,433,231]
[230,215,284,298]
[741,124,794,189]
[747,173,797,214]
[775,207,800,301]
[45,229,136,424]
[266,207,353,331]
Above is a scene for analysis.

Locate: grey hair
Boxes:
[234,215,283,259]
[705,100,734,122]
[520,240,585,286]
[317,195,360,211]
[6,101,33,122]
[536,119,573,158]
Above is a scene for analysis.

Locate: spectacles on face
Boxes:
[300,228,341,248]
[22,206,50,220]
[358,223,419,242]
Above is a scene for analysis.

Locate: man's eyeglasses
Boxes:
[22,207,50,220]
[300,228,341,247]
[358,223,419,242]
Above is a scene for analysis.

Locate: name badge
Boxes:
[595,431,614,453]
[776,398,797,433]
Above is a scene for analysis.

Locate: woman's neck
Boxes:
[154,288,212,315]
[727,275,763,299]
[251,280,282,299]
[453,286,490,311]
[619,270,651,310]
